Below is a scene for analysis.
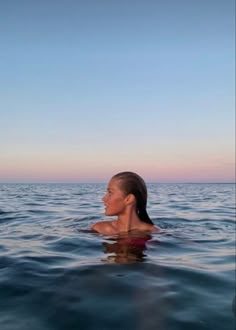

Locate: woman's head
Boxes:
[111,171,153,225]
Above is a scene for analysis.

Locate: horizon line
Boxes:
[0,181,235,185]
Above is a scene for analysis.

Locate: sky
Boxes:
[0,0,235,183]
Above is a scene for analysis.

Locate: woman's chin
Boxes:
[105,209,113,216]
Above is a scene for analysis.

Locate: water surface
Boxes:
[0,183,235,330]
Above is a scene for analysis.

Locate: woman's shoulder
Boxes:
[152,225,161,232]
[140,223,161,232]
[91,220,117,235]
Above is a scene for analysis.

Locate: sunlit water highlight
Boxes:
[0,183,235,330]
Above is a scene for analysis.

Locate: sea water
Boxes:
[0,183,235,330]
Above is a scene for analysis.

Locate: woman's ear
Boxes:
[125,194,136,206]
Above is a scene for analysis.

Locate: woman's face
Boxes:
[102,179,127,216]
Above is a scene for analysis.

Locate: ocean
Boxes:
[0,183,235,330]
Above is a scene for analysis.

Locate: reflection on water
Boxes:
[102,231,153,264]
[0,183,235,330]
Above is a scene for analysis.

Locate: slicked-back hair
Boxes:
[112,171,153,225]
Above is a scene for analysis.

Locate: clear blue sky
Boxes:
[0,0,235,183]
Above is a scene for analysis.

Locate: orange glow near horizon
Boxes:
[1,158,235,183]
[1,141,235,183]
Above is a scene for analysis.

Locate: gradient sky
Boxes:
[0,0,235,183]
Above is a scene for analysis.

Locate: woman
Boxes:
[91,171,160,235]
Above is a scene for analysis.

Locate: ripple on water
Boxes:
[0,183,235,330]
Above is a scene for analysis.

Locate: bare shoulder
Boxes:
[140,223,161,232]
[91,220,117,235]
[152,225,161,232]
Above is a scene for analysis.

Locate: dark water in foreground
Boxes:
[0,183,235,330]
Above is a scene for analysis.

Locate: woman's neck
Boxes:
[116,208,142,232]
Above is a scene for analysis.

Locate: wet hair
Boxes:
[112,171,153,225]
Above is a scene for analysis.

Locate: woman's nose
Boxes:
[102,194,106,202]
